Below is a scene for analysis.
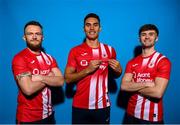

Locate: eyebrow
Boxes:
[85,22,99,25]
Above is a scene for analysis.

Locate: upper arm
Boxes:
[65,66,76,75]
[121,73,133,90]
[154,77,169,96]
[12,55,29,77]
[65,48,77,76]
[156,58,171,79]
[17,73,32,92]
[12,55,45,95]
[122,73,133,83]
[154,57,171,96]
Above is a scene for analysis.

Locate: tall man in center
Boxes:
[65,13,122,124]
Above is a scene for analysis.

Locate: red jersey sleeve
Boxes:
[156,58,171,79]
[12,55,30,76]
[125,60,133,73]
[66,48,77,68]
[111,47,117,59]
[50,56,58,68]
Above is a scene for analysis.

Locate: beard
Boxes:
[26,40,42,52]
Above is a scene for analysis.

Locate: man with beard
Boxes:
[121,24,171,124]
[12,21,64,124]
[65,13,122,124]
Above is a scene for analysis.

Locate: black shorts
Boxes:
[72,106,110,124]
[16,112,55,124]
[123,112,164,124]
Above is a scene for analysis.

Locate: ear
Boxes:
[22,35,26,41]
[155,36,158,42]
[99,27,102,32]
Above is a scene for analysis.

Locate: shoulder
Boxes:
[156,52,171,65]
[69,43,86,54]
[12,49,28,64]
[129,55,141,63]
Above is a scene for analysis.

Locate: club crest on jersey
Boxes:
[148,62,155,68]
[102,54,108,58]
[80,60,88,66]
[45,60,51,65]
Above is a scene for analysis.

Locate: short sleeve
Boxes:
[66,48,77,68]
[12,55,30,76]
[156,58,171,79]
[50,56,58,68]
[111,47,116,59]
[125,61,133,73]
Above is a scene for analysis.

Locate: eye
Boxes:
[26,32,33,36]
[140,33,146,37]
[85,23,91,27]
[94,23,99,27]
[149,32,155,36]
[35,33,42,36]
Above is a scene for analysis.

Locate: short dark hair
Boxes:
[139,24,159,36]
[24,20,43,34]
[84,13,100,26]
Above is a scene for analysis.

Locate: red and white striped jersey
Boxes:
[66,42,116,109]
[12,48,57,122]
[125,51,171,122]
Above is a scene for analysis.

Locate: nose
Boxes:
[90,25,94,30]
[32,34,37,39]
[145,34,149,39]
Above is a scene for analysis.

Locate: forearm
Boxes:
[41,76,64,86]
[121,81,148,92]
[18,77,46,96]
[27,81,46,95]
[65,68,90,83]
[138,78,168,99]
[138,87,161,98]
[111,67,122,78]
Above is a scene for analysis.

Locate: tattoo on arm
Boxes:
[16,72,31,81]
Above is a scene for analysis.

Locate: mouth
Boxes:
[31,39,39,42]
[88,31,96,35]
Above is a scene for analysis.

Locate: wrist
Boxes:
[85,68,90,75]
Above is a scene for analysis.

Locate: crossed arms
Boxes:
[16,67,64,96]
[121,73,169,99]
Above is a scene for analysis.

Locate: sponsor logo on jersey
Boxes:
[136,72,153,82]
[32,68,50,75]
[80,60,88,66]
[99,65,106,70]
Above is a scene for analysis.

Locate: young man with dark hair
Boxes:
[65,13,122,124]
[121,24,171,124]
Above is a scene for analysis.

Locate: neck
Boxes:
[142,47,156,57]
[85,38,99,48]
[27,48,41,55]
